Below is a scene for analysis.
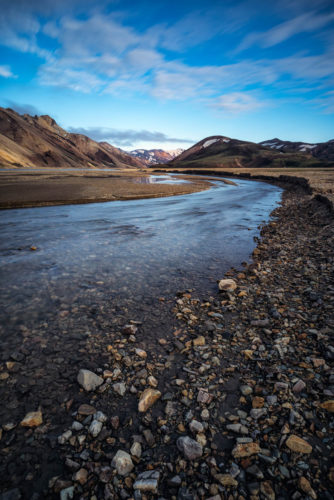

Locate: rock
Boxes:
[111,450,134,476]
[73,468,88,485]
[250,408,267,419]
[135,348,147,358]
[260,481,275,500]
[72,421,83,431]
[201,409,210,420]
[130,441,142,458]
[320,400,334,412]
[292,379,306,393]
[89,419,103,437]
[189,420,204,434]
[240,385,253,396]
[298,477,317,499]
[193,336,205,346]
[138,388,161,412]
[252,396,265,408]
[216,474,238,487]
[59,486,74,500]
[113,382,126,396]
[58,430,72,445]
[226,423,248,435]
[197,388,213,404]
[232,442,260,458]
[77,369,103,391]
[77,404,96,415]
[122,324,138,335]
[218,279,237,292]
[20,410,43,427]
[148,376,158,387]
[133,470,160,493]
[286,435,312,454]
[177,436,203,460]
[143,429,155,446]
[94,411,107,423]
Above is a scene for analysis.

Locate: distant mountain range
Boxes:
[0,107,143,169]
[166,135,334,169]
[0,107,333,170]
[129,148,184,165]
[259,138,334,161]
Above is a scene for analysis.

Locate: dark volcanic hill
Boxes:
[129,148,184,165]
[0,108,143,169]
[259,138,334,162]
[167,135,333,169]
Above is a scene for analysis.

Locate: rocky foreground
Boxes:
[0,185,334,499]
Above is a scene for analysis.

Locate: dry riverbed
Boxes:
[0,178,333,499]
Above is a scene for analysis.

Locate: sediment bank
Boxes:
[0,169,211,209]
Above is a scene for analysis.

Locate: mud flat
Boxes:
[0,177,333,499]
[0,169,211,209]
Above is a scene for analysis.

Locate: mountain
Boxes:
[0,107,143,169]
[167,135,333,169]
[259,138,334,161]
[129,148,184,165]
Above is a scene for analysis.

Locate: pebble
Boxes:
[138,388,161,412]
[77,369,103,391]
[286,435,312,454]
[20,410,43,427]
[111,450,134,476]
[113,382,126,396]
[177,436,203,460]
[89,420,103,437]
[218,279,237,292]
[133,470,160,493]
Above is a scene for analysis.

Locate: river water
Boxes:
[0,176,282,339]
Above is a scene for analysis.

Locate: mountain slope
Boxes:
[129,148,184,165]
[0,108,143,169]
[259,138,334,161]
[167,135,333,169]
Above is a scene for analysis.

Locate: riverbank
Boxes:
[0,180,333,499]
[156,166,334,211]
[0,169,211,209]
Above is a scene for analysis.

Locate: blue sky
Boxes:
[0,0,333,150]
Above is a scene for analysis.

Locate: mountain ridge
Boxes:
[0,107,144,169]
[165,135,334,169]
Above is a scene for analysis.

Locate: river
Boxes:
[0,176,282,342]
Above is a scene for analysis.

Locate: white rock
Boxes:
[58,430,72,445]
[111,450,134,476]
[130,441,142,458]
[77,369,103,391]
[89,419,102,437]
[113,382,126,396]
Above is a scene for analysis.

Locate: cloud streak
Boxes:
[68,126,194,147]
[0,65,16,78]
[5,101,41,115]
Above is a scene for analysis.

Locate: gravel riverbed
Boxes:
[0,184,333,500]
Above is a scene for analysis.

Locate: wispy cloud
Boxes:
[211,92,266,113]
[237,10,334,52]
[0,65,16,78]
[68,126,194,147]
[5,100,41,115]
[2,0,334,115]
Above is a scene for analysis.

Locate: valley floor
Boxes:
[0,169,210,209]
[0,175,333,499]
